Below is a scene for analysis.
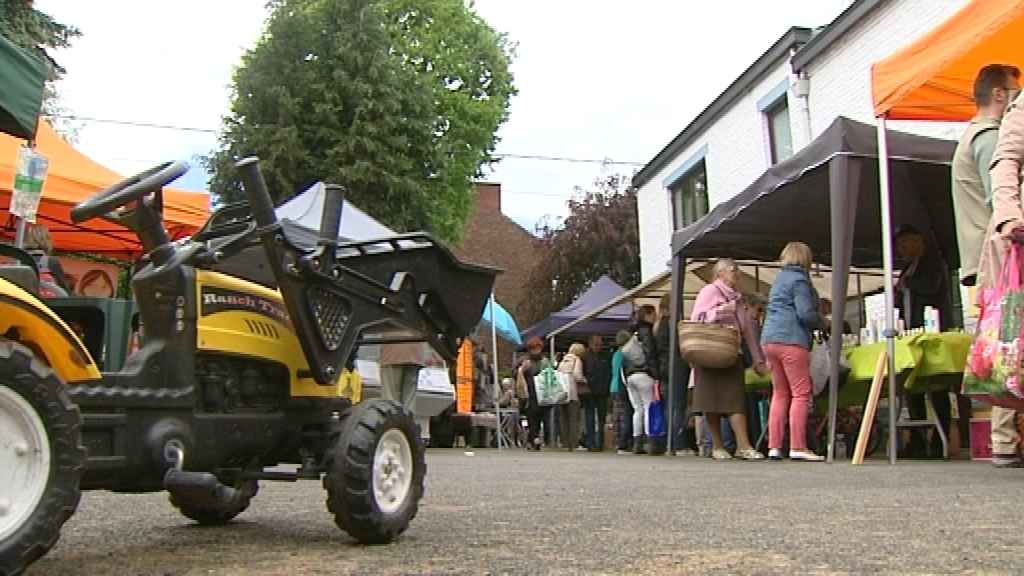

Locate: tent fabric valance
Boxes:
[0,120,210,257]
[871,0,1024,121]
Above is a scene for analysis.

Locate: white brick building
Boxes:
[634,0,969,283]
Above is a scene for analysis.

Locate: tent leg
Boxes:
[667,255,684,457]
[828,154,860,464]
[490,293,502,450]
[877,116,900,466]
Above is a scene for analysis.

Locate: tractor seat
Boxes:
[0,244,42,295]
[0,263,41,294]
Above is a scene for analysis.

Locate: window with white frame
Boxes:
[765,97,793,164]
[670,159,709,231]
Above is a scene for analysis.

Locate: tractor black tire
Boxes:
[169,480,259,526]
[0,340,86,576]
[324,399,426,544]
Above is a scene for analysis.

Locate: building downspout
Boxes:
[793,68,813,146]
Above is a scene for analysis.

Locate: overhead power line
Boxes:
[50,114,647,167]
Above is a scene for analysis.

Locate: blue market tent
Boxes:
[480,298,522,346]
[520,275,633,344]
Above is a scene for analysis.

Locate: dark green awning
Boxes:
[0,33,47,141]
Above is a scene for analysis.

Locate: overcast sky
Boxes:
[34,0,848,233]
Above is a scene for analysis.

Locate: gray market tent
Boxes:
[668,115,958,460]
[212,181,400,286]
[276,181,396,244]
[520,275,634,345]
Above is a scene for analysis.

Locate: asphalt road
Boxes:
[26,448,1024,575]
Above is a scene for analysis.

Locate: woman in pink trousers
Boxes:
[760,242,825,462]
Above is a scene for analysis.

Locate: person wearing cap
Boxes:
[952,64,1022,467]
[894,224,956,459]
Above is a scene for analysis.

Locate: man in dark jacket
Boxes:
[581,334,611,451]
[894,224,959,459]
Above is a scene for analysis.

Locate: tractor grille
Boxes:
[244,319,281,339]
[307,286,351,350]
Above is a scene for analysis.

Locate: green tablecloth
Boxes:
[744,332,973,408]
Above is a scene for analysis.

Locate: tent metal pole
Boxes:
[490,293,502,450]
[667,254,683,456]
[877,116,899,466]
[857,273,864,329]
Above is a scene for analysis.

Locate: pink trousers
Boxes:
[764,342,812,450]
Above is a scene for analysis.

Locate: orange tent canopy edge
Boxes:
[0,119,211,257]
[871,0,1024,122]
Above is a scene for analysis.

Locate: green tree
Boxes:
[0,0,82,141]
[203,0,516,244]
[519,173,641,324]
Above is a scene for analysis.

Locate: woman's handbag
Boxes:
[677,318,741,369]
[808,335,851,397]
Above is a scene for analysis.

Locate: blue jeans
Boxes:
[703,416,736,454]
[583,395,608,449]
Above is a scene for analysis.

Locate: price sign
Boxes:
[10,146,49,222]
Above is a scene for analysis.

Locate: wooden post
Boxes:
[852,349,889,465]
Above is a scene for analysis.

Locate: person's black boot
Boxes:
[649,436,666,455]
[634,435,647,454]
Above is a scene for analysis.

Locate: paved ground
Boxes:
[26,448,1024,575]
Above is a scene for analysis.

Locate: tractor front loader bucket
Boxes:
[234,157,501,385]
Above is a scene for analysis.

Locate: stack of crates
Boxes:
[456,339,474,413]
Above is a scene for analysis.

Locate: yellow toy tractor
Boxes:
[0,157,499,576]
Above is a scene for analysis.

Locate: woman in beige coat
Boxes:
[556,342,587,451]
[976,93,1024,415]
[980,92,1024,291]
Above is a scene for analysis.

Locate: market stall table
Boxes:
[744,331,973,455]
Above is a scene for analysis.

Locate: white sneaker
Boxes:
[789,450,825,462]
[768,448,783,460]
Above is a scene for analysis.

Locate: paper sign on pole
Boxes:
[11,145,49,222]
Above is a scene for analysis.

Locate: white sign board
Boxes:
[10,146,49,222]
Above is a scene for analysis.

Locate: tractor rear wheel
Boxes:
[324,399,425,544]
[169,479,258,526]
[0,341,86,576]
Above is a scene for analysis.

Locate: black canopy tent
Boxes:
[666,116,958,461]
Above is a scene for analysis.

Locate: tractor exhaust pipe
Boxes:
[319,184,346,245]
[234,157,278,230]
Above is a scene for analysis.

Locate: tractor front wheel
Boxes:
[324,400,425,544]
[0,341,86,576]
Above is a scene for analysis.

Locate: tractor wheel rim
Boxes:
[0,385,51,541]
[373,428,413,515]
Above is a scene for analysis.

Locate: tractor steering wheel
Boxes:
[70,161,189,224]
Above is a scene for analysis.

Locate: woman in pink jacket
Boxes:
[690,258,768,460]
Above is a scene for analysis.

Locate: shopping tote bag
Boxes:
[534,366,570,406]
[963,244,1024,405]
[648,400,666,438]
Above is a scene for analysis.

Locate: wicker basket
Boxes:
[677,320,741,369]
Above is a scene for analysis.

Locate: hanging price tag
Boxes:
[10,145,49,222]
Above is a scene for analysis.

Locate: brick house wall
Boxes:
[453,182,541,373]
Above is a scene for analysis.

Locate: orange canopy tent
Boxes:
[0,119,211,258]
[872,0,1024,121]
[865,0,1024,464]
